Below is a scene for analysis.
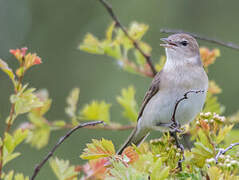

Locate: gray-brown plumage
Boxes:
[117,33,208,154]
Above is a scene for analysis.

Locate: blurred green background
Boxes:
[0,0,239,179]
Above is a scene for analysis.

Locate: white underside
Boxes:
[138,88,207,132]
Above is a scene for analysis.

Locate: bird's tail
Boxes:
[117,127,150,155]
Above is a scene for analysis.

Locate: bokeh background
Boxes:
[0,0,239,179]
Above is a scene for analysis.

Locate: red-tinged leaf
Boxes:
[89,158,108,179]
[200,47,220,68]
[122,146,139,164]
[199,119,210,131]
[10,47,28,63]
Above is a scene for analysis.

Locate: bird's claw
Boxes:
[169,122,182,133]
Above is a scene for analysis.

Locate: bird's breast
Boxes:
[138,66,208,131]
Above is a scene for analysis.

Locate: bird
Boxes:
[117,33,208,154]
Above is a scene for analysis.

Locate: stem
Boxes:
[98,0,157,76]
[0,59,25,177]
[30,121,104,180]
[215,142,239,163]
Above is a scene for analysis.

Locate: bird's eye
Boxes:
[180,41,188,46]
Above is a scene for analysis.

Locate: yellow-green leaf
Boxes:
[0,59,15,85]
[203,93,222,114]
[106,22,115,41]
[79,33,104,54]
[80,138,115,160]
[80,100,111,123]
[128,22,149,41]
[11,87,43,115]
[116,86,138,122]
[216,125,233,144]
[65,88,80,118]
[49,157,77,180]
[207,166,222,180]
[150,158,169,180]
[26,113,50,149]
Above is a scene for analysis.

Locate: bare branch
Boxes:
[215,142,239,163]
[160,28,239,51]
[170,90,205,171]
[98,0,157,76]
[44,120,135,131]
[30,121,104,180]
[171,90,205,128]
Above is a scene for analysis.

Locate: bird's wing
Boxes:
[137,72,161,120]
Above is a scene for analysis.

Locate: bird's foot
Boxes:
[169,122,182,133]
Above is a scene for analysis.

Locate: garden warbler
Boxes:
[117,33,208,154]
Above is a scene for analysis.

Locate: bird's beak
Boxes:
[160,38,177,49]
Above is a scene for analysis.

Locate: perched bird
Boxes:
[117,33,208,154]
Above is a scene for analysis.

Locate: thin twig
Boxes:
[42,119,135,131]
[170,90,205,171]
[98,0,157,76]
[160,28,239,51]
[171,90,205,127]
[30,121,104,180]
[215,142,239,163]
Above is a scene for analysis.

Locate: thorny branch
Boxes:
[160,28,239,51]
[215,142,239,163]
[30,121,104,180]
[98,0,157,76]
[170,90,205,171]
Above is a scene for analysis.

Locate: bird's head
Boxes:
[160,33,200,60]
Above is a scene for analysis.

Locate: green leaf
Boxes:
[31,89,51,116]
[80,138,115,160]
[3,171,14,180]
[116,86,138,122]
[65,88,80,125]
[49,157,77,180]
[52,120,66,128]
[4,152,20,166]
[106,22,115,41]
[10,87,43,115]
[128,22,149,41]
[150,158,169,180]
[203,93,222,114]
[3,129,28,166]
[79,33,104,54]
[107,160,148,180]
[103,43,122,59]
[191,141,214,167]
[80,100,111,123]
[26,113,50,149]
[216,125,233,144]
[207,166,222,180]
[13,173,29,180]
[0,59,16,85]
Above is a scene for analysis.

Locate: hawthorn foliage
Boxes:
[0,22,238,180]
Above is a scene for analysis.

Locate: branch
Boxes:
[98,0,157,76]
[170,90,205,171]
[171,90,205,127]
[42,119,135,131]
[215,142,239,163]
[160,28,239,51]
[30,121,104,180]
